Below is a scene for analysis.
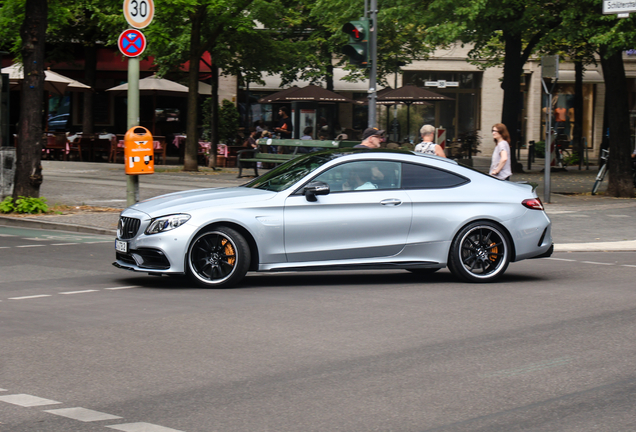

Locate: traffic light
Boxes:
[342,18,369,67]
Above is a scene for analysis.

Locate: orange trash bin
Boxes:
[124,126,155,175]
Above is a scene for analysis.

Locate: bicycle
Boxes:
[591,148,609,195]
[554,134,571,168]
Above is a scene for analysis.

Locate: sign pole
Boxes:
[126,56,140,206]
[367,0,377,128]
[122,0,154,206]
[541,55,559,204]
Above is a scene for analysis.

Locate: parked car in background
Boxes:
[47,113,69,131]
[113,149,553,288]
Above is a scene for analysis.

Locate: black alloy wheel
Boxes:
[448,222,510,283]
[187,227,250,288]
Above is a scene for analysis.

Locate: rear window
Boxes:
[402,162,469,189]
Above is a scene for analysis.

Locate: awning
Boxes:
[556,70,604,83]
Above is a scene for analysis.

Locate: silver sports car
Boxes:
[114,149,553,287]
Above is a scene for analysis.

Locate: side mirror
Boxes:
[304,181,330,202]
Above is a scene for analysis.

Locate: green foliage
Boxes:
[0,196,49,214]
[218,100,240,145]
[0,197,15,213]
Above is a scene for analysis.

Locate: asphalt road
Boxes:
[2,226,636,431]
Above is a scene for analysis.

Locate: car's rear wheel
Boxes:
[187,227,250,288]
[448,222,510,283]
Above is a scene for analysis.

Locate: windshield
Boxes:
[245,152,343,192]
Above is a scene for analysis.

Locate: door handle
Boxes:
[380,198,402,206]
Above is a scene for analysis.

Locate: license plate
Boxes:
[115,240,128,253]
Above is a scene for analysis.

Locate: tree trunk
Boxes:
[501,32,523,173]
[184,7,205,172]
[14,0,47,199]
[573,60,583,168]
[207,63,219,169]
[600,47,634,198]
[82,44,97,135]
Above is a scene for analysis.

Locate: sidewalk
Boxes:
[1,157,634,252]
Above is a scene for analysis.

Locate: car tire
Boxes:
[448,221,510,283]
[187,226,250,288]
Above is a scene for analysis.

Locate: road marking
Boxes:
[85,241,112,244]
[622,265,636,268]
[50,243,76,246]
[59,290,99,295]
[44,407,122,422]
[104,286,140,290]
[0,388,6,391]
[107,422,185,432]
[0,394,61,407]
[607,214,630,218]
[15,244,46,248]
[546,257,576,262]
[0,246,9,249]
[8,294,51,300]
[565,214,590,217]
[0,233,16,237]
[581,261,614,265]
[481,357,573,378]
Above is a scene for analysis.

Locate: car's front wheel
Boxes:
[448,222,510,283]
[187,227,250,288]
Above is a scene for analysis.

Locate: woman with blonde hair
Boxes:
[490,123,512,180]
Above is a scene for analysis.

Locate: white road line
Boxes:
[0,394,61,407]
[607,215,630,218]
[581,261,614,265]
[0,388,7,391]
[622,264,636,268]
[50,243,76,246]
[0,246,9,249]
[59,290,99,295]
[84,241,112,244]
[15,245,46,248]
[44,407,122,422]
[107,422,185,432]
[565,214,590,217]
[104,286,140,290]
[8,295,51,300]
[546,258,577,262]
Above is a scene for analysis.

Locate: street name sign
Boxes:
[123,0,155,29]
[118,29,146,57]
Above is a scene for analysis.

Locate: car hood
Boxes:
[126,187,276,217]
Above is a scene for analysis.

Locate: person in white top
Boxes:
[490,123,512,180]
[414,124,446,157]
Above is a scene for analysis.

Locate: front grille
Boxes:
[118,216,140,239]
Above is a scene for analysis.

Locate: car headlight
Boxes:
[145,214,191,235]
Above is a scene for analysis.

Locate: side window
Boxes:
[401,162,469,189]
[312,161,401,192]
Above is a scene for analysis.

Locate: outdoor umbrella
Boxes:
[377,84,453,141]
[2,63,91,95]
[257,84,356,103]
[106,74,190,134]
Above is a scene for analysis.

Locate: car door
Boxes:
[283,160,412,263]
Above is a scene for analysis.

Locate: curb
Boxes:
[0,215,115,237]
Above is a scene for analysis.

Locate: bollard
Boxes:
[527,141,534,171]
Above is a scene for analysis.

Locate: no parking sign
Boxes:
[118,29,146,57]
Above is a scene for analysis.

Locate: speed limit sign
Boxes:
[123,0,154,29]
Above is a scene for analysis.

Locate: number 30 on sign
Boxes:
[123,0,155,29]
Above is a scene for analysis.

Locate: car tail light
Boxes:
[522,198,544,210]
